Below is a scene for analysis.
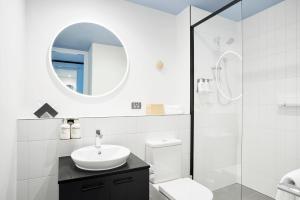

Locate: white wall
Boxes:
[90,43,127,95]
[242,0,300,197]
[191,6,243,191]
[17,115,190,200]
[175,7,191,118]
[24,0,190,118]
[0,0,25,199]
[16,2,192,200]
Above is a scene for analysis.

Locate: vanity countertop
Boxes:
[58,153,150,184]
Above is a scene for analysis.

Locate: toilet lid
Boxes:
[158,178,213,200]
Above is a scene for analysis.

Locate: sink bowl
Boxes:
[71,145,130,171]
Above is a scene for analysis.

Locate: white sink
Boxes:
[71,145,130,171]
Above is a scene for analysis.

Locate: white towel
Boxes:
[164,105,184,115]
[276,169,300,200]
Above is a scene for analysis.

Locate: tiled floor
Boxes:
[213,184,274,200]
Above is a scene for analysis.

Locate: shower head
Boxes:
[214,37,234,47]
[226,38,234,45]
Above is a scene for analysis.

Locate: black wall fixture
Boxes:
[34,103,58,118]
[189,0,242,177]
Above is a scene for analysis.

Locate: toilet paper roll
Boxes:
[280,169,300,186]
[149,164,155,182]
[276,169,300,200]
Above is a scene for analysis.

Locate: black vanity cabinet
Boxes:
[58,154,149,200]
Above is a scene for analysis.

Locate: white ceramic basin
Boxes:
[71,145,130,171]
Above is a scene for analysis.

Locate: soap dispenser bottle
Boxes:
[60,119,70,140]
[71,119,81,139]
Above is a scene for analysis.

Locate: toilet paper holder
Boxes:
[278,183,300,197]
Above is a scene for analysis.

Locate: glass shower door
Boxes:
[192,2,243,200]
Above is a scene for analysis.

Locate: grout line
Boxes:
[18,138,58,142]
[18,175,59,182]
[18,114,191,121]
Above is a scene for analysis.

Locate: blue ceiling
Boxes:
[127,0,284,21]
[53,23,123,52]
[53,1,285,52]
[128,0,187,14]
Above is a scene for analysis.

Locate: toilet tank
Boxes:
[146,138,182,184]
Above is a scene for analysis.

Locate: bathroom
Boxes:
[0,0,299,200]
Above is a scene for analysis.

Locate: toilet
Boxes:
[146,138,213,200]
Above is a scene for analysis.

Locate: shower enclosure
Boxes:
[191,0,300,200]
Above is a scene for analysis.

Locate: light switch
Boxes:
[131,102,142,109]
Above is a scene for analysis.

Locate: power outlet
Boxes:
[131,102,142,109]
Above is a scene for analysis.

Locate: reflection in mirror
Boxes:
[51,22,128,96]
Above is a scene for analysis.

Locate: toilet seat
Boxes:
[157,178,213,200]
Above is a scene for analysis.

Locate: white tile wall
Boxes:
[243,0,300,198]
[17,115,190,200]
[17,142,29,181]
[17,180,28,200]
[28,140,58,179]
[18,119,61,141]
[28,176,58,200]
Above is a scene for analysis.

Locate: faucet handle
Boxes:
[96,130,103,138]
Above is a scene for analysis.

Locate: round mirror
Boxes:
[50,22,129,97]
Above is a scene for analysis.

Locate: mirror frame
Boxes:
[48,21,130,98]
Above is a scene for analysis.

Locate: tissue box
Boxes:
[146,104,165,115]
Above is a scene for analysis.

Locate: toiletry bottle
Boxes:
[71,120,81,139]
[60,120,70,140]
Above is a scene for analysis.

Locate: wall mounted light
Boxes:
[156,60,164,71]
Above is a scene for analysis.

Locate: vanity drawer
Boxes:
[109,169,149,200]
[59,177,110,200]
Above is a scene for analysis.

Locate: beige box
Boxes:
[146,104,165,115]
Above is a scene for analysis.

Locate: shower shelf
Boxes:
[278,97,300,107]
[279,103,300,107]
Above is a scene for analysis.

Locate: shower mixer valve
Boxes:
[197,78,213,83]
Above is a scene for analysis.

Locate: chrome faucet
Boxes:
[95,130,103,154]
